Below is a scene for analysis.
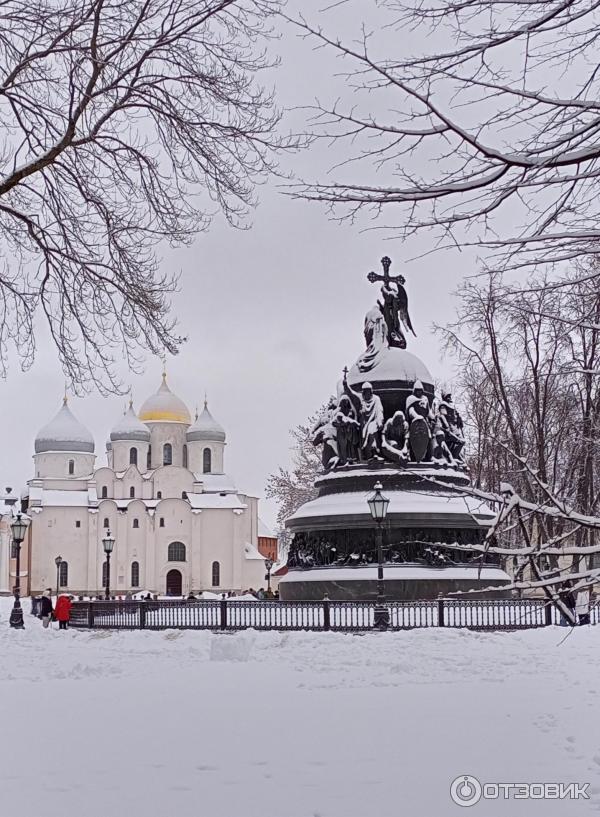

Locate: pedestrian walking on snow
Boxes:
[577,587,591,626]
[39,589,54,629]
[54,595,72,630]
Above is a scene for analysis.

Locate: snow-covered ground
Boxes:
[1,596,599,817]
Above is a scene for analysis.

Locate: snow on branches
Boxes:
[265,407,328,548]
[291,1,600,273]
[0,0,287,392]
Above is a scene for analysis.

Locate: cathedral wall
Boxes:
[112,499,149,593]
[97,499,118,534]
[195,508,237,592]
[111,440,150,474]
[0,518,12,593]
[28,499,265,595]
[33,451,95,480]
[239,495,259,545]
[187,441,225,474]
[29,506,91,593]
[152,498,192,593]
[148,422,189,469]
[152,466,194,499]
[114,466,145,501]
[95,467,114,499]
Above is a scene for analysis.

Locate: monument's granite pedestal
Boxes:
[279,565,511,601]
[280,464,510,600]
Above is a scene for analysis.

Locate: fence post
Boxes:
[323,595,330,631]
[87,601,94,629]
[437,595,445,627]
[544,602,553,627]
[139,600,146,630]
[220,595,228,630]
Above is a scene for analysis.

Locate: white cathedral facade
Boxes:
[22,375,267,596]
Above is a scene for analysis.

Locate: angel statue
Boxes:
[367,256,416,350]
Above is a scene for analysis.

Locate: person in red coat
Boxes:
[54,595,72,630]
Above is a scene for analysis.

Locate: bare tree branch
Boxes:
[288,2,600,273]
[0,0,289,392]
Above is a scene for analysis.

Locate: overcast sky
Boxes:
[0,2,479,529]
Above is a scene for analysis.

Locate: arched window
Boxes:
[147,446,152,470]
[203,447,211,474]
[103,517,109,528]
[131,561,140,588]
[129,486,135,498]
[132,518,139,529]
[68,459,74,475]
[159,517,165,528]
[101,486,107,498]
[102,561,108,586]
[182,444,188,469]
[168,541,186,562]
[129,447,138,466]
[211,561,220,587]
[157,491,162,500]
[163,443,172,466]
[58,561,68,587]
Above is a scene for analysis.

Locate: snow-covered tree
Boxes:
[265,410,324,548]
[438,264,600,616]
[293,1,600,274]
[0,0,285,392]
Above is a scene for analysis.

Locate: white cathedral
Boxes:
[22,375,267,596]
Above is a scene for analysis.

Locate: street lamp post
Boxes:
[55,555,63,599]
[9,513,29,629]
[367,481,390,630]
[102,529,115,600]
[265,558,274,594]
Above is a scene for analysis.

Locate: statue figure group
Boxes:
[406,381,465,464]
[311,375,465,471]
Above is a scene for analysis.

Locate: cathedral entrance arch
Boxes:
[166,569,182,596]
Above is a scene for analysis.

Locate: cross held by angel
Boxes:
[367,256,416,350]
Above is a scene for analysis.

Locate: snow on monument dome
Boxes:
[110,403,151,442]
[347,346,433,389]
[187,401,226,443]
[138,373,191,424]
[35,398,95,454]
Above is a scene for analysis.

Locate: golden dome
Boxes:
[138,374,191,424]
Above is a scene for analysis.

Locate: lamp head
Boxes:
[367,481,390,523]
[10,512,29,544]
[102,530,116,554]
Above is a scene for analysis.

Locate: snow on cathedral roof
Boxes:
[138,374,191,424]
[34,398,95,454]
[187,401,226,443]
[110,403,151,442]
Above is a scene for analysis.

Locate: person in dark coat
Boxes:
[39,589,54,629]
[559,580,577,625]
[54,595,72,630]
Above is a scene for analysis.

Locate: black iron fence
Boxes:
[67,597,600,632]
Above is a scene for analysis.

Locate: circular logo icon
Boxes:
[450,775,482,807]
